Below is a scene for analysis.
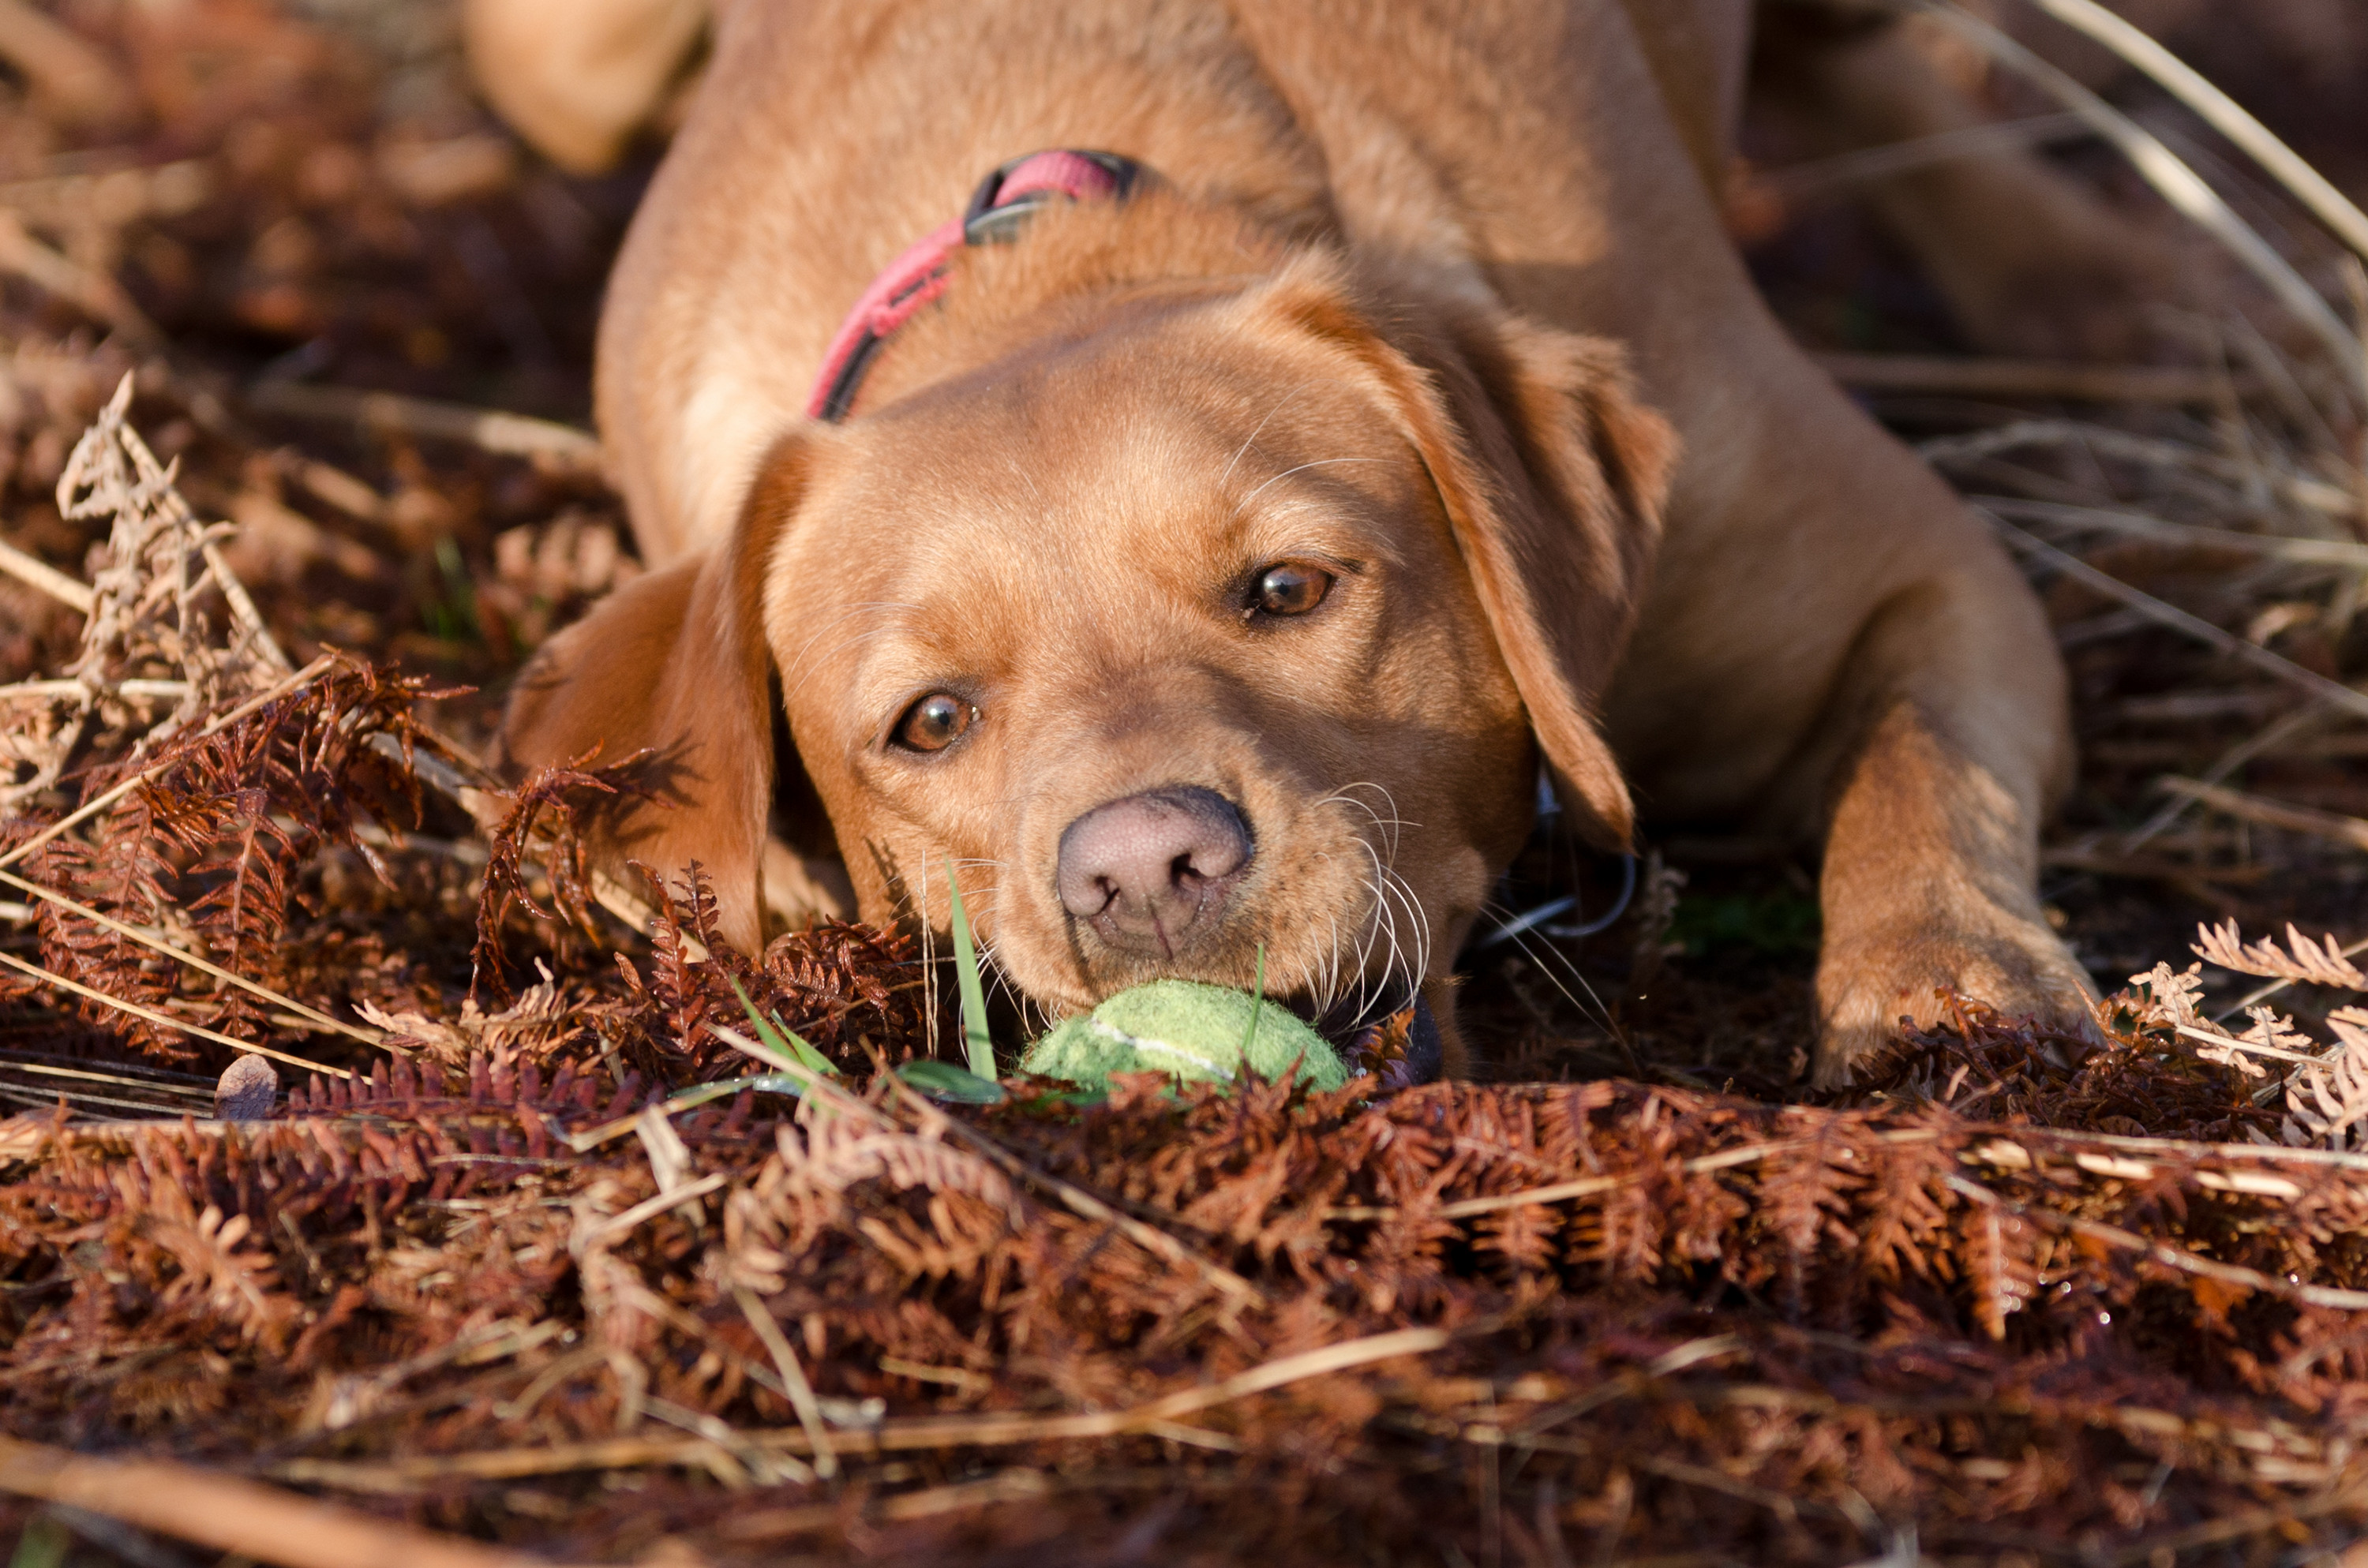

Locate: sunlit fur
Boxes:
[752,272,1538,1033]
[500,0,2104,1083]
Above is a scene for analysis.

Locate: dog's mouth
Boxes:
[1294,986,1444,1088]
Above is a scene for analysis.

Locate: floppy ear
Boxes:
[499,437,808,951]
[1249,265,1677,849]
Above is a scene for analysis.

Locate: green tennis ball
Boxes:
[1019,979,1347,1093]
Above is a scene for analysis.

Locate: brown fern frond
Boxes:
[635,860,729,1067]
[1960,1201,2042,1342]
[470,754,639,1005]
[14,652,455,1062]
[2285,1012,2368,1152]
[2194,920,2368,990]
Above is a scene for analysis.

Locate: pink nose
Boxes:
[1055,786,1253,956]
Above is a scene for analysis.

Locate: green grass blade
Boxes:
[771,1010,840,1077]
[665,1072,806,1112]
[711,1024,826,1087]
[727,978,837,1077]
[9,1516,69,1568]
[944,855,996,1080]
[897,1059,1006,1105]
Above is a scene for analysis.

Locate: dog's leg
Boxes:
[1750,2,2178,358]
[1788,560,2098,1086]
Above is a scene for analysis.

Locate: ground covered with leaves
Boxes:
[5,3,2368,1565]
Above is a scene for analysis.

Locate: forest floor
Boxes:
[2,3,2368,1565]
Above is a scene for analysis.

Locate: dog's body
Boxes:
[496,0,2097,1081]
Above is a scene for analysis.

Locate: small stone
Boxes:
[214,1054,278,1121]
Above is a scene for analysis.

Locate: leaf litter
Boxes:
[6,2,2368,1564]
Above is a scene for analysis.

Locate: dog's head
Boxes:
[504,203,1673,1038]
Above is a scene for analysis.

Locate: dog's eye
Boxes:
[1250,563,1332,618]
[894,692,975,753]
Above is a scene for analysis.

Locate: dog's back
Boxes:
[478,0,1748,563]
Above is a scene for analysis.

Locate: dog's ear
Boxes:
[499,436,809,950]
[1248,265,1677,849]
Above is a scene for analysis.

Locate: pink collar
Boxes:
[807,149,1145,421]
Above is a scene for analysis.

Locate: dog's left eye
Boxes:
[1249,563,1332,619]
[894,692,976,753]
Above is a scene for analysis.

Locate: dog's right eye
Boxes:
[894,692,976,753]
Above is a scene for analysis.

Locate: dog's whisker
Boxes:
[1374,872,1415,1003]
[783,627,913,701]
[1217,381,1317,493]
[777,602,921,698]
[1486,914,1621,1039]
[1310,794,1426,1028]
[1315,791,1409,837]
[1328,911,1347,1020]
[941,853,1034,1045]
[1393,869,1433,1005]
[1320,782,1414,864]
[1392,864,1432,978]
[1350,844,1396,1024]
[1345,852,1383,1027]
[1383,878,1420,1018]
[1348,901,1378,1020]
[1227,456,1390,518]
[1350,856,1386,973]
[1383,891,1425,1005]
[975,941,1026,1021]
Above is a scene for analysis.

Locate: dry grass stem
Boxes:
[1921,419,2364,520]
[733,1285,839,1480]
[1767,112,2089,202]
[0,535,96,612]
[2025,0,2368,263]
[0,865,383,1044]
[1913,0,2366,380]
[1945,1173,2368,1311]
[0,1435,580,1568]
[1980,494,2368,570]
[244,382,601,467]
[2158,775,2368,853]
[1817,351,2251,404]
[936,1113,1269,1308]
[275,1326,1459,1489]
[0,949,350,1078]
[0,653,334,873]
[1990,518,2368,720]
[0,210,158,343]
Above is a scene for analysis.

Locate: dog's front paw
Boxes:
[1813,909,2098,1087]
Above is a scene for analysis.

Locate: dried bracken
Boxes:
[3,2,2368,1565]
[10,1053,2368,1564]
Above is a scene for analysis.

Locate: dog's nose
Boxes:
[1055,786,1253,955]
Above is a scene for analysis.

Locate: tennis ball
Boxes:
[1019,979,1348,1093]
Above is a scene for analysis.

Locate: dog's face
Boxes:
[504,248,1672,1039]
[766,299,1534,1024]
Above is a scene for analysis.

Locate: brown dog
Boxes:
[493,0,2098,1083]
